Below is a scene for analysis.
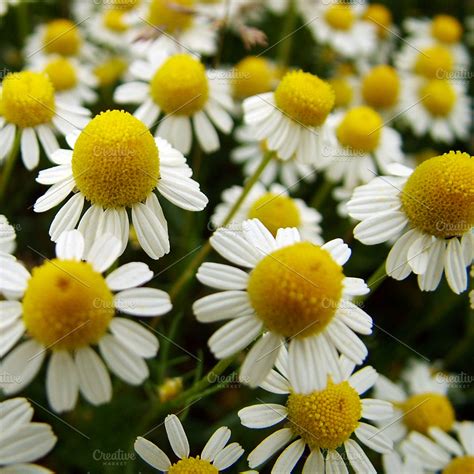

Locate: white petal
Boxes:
[361,399,394,421]
[46,350,79,413]
[386,229,418,280]
[212,442,244,470]
[248,428,293,468]
[326,318,368,365]
[193,291,252,323]
[353,212,407,245]
[445,237,468,293]
[322,238,351,265]
[201,426,231,462]
[303,450,325,473]
[20,128,40,170]
[55,229,85,261]
[106,262,153,291]
[134,437,171,471]
[344,439,376,474]
[272,439,305,473]
[36,125,60,158]
[115,288,172,317]
[34,178,75,213]
[87,233,121,273]
[75,346,112,406]
[0,319,26,357]
[210,228,261,268]
[238,404,287,429]
[349,366,378,395]
[326,449,348,474]
[165,414,189,459]
[0,258,30,294]
[109,318,158,358]
[355,422,392,454]
[196,262,249,290]
[242,219,277,255]
[193,111,219,153]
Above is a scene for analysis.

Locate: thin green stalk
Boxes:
[156,311,184,383]
[167,151,274,302]
[310,179,333,209]
[276,0,297,67]
[0,130,21,204]
[16,0,29,47]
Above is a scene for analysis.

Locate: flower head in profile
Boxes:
[239,350,393,472]
[114,52,234,154]
[134,414,244,472]
[243,70,335,165]
[0,230,171,412]
[193,219,371,388]
[347,151,474,294]
[34,109,207,259]
[0,398,57,471]
[0,71,90,169]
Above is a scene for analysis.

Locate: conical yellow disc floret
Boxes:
[363,4,392,37]
[72,110,160,208]
[362,65,400,109]
[415,46,454,79]
[275,71,335,127]
[401,393,455,434]
[44,58,78,92]
[247,242,344,338]
[1,72,55,128]
[150,54,209,115]
[248,193,301,236]
[232,56,274,99]
[22,260,114,350]
[287,380,362,450]
[419,79,456,116]
[432,15,463,44]
[443,456,474,474]
[401,151,474,238]
[43,19,82,56]
[148,0,194,32]
[325,4,355,30]
[168,457,218,474]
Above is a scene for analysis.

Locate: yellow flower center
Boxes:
[287,380,362,450]
[72,110,160,208]
[43,19,82,56]
[336,106,382,153]
[1,72,55,128]
[328,77,353,108]
[401,151,474,238]
[363,4,392,38]
[44,58,78,92]
[22,260,114,350]
[432,15,462,44]
[94,57,127,86]
[362,65,399,109]
[148,0,194,33]
[232,56,274,100]
[419,79,456,116]
[247,193,301,236]
[414,45,454,79]
[168,457,218,474]
[275,70,335,127]
[110,0,140,10]
[401,393,455,434]
[247,242,344,338]
[150,54,209,115]
[443,456,474,474]
[103,9,128,32]
[325,4,355,31]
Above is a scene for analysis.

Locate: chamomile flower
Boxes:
[30,55,98,105]
[193,219,372,388]
[231,125,316,190]
[374,359,455,446]
[403,421,474,473]
[301,1,376,59]
[321,106,404,190]
[403,14,470,67]
[114,52,234,154]
[130,0,218,57]
[243,70,335,164]
[134,414,244,472]
[239,351,393,472]
[34,110,208,259]
[0,398,57,472]
[0,230,172,413]
[231,56,277,101]
[212,182,323,243]
[0,215,16,256]
[347,151,474,294]
[0,71,91,169]
[399,75,470,143]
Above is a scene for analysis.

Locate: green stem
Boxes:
[167,151,274,302]
[276,0,297,67]
[16,0,29,47]
[0,130,21,204]
[310,179,333,209]
[156,311,184,384]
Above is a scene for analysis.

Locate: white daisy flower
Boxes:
[347,151,474,294]
[399,74,470,143]
[243,70,335,165]
[403,421,474,473]
[403,14,470,67]
[129,0,218,57]
[114,52,234,154]
[231,125,316,190]
[321,105,404,191]
[239,350,393,472]
[0,214,16,256]
[134,414,244,472]
[212,182,323,244]
[85,7,134,49]
[301,1,376,59]
[193,218,371,388]
[0,71,91,170]
[33,110,208,259]
[374,359,455,447]
[29,55,98,105]
[0,229,172,413]
[0,397,57,472]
